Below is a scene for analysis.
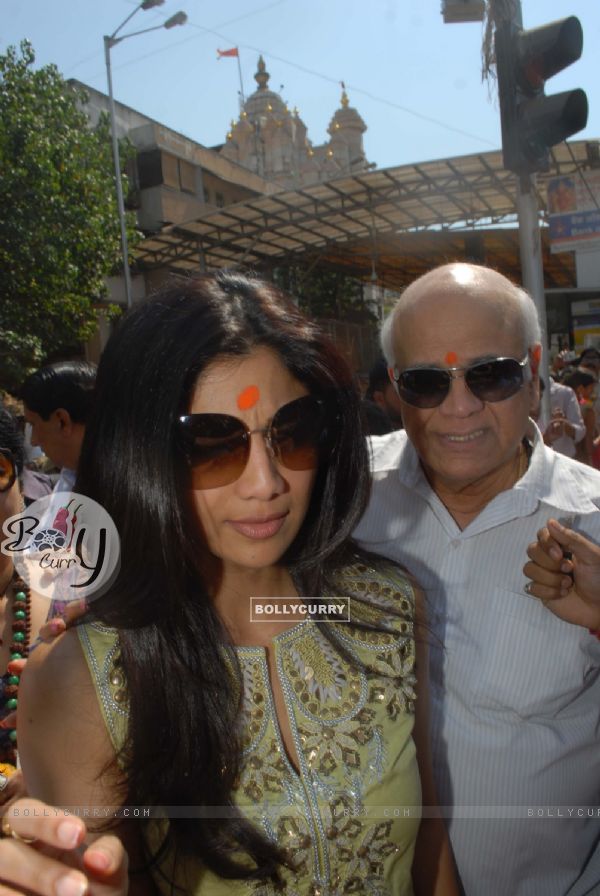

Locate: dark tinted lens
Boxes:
[180,415,249,489]
[397,369,451,408]
[0,449,16,493]
[271,396,324,470]
[465,359,524,402]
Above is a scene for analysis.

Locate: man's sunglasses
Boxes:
[0,448,17,493]
[177,395,329,490]
[391,355,530,409]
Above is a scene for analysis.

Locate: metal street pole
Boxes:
[103,2,187,310]
[493,0,551,420]
[104,34,133,310]
[517,174,550,395]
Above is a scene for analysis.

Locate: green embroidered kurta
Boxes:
[78,563,420,895]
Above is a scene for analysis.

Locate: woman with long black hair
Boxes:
[3,272,456,895]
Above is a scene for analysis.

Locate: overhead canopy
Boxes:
[135,141,595,290]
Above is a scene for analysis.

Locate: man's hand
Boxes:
[544,413,575,445]
[524,519,600,630]
[544,415,566,444]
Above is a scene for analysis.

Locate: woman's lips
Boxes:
[227,513,288,539]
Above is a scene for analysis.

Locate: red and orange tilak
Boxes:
[237,385,260,410]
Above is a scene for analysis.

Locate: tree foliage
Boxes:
[0,41,136,391]
[272,264,378,324]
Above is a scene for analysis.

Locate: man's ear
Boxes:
[530,344,542,377]
[53,408,73,432]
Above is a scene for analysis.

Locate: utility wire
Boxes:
[71,7,496,148]
[64,0,289,76]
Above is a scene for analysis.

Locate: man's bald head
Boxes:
[381,264,541,367]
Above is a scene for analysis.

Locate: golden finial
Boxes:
[341,89,349,108]
[255,55,270,90]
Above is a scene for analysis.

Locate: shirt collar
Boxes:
[396,419,598,520]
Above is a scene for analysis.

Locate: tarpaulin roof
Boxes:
[134,140,596,290]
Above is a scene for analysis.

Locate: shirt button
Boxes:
[451,540,461,549]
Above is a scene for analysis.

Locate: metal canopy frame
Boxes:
[134,141,594,290]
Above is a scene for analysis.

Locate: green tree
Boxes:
[272,264,378,324]
[0,41,136,391]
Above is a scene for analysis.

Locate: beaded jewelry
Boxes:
[0,574,31,770]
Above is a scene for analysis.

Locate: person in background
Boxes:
[355,262,600,896]
[361,397,396,435]
[0,394,56,504]
[577,347,600,426]
[550,348,577,382]
[538,375,586,459]
[365,357,403,430]
[0,405,63,798]
[562,369,597,465]
[20,361,96,492]
[577,346,600,380]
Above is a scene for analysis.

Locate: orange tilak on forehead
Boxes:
[237,385,260,410]
[445,351,458,366]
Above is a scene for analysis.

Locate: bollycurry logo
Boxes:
[1,492,120,603]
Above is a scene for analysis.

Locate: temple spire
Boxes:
[254,55,270,90]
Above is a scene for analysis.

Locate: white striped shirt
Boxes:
[354,422,600,896]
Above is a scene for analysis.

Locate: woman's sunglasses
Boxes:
[391,355,530,409]
[0,448,17,493]
[177,395,329,490]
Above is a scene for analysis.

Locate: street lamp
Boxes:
[104,1,187,308]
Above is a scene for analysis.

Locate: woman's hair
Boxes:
[77,271,372,882]
[0,403,25,477]
[564,369,596,391]
[20,360,97,423]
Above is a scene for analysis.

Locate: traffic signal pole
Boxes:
[516,1,551,416]
[517,174,550,418]
[493,0,588,420]
[497,0,550,416]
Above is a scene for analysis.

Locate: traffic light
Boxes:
[495,17,588,175]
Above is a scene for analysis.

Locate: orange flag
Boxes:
[217,47,239,59]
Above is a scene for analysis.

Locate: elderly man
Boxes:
[354,263,600,896]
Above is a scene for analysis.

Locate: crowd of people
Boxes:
[539,345,600,467]
[0,263,599,896]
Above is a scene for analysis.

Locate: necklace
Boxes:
[0,573,31,770]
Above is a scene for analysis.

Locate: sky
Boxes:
[2,0,599,171]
